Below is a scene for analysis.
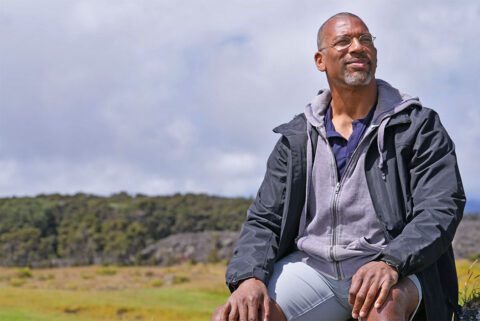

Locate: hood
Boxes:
[304,79,421,128]
[303,79,423,179]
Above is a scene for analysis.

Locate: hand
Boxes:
[348,261,399,319]
[221,278,271,321]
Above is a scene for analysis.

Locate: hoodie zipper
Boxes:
[331,181,341,279]
[322,124,377,280]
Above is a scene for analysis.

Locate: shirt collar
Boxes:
[324,103,377,139]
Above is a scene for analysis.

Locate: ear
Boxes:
[314,51,326,72]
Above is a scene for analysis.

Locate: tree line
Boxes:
[0,192,251,267]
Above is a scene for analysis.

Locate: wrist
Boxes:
[380,259,399,274]
[238,277,263,287]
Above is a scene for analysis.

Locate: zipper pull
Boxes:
[335,182,340,194]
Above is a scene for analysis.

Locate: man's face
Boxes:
[316,16,377,87]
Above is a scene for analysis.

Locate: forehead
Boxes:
[323,16,370,39]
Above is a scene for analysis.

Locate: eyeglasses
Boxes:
[319,34,376,52]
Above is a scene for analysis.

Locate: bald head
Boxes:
[317,12,368,50]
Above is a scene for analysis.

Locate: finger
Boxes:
[221,303,231,321]
[262,296,271,321]
[228,302,239,321]
[238,300,248,321]
[247,296,260,321]
[352,282,370,319]
[374,280,394,309]
[348,276,363,306]
[359,282,380,318]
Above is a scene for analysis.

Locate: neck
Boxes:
[328,79,377,119]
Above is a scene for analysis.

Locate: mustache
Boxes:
[344,54,371,64]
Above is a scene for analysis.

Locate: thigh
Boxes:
[267,252,352,321]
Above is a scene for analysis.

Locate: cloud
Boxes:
[0,0,479,201]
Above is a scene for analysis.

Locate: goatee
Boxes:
[344,70,373,86]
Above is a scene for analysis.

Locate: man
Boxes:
[212,12,465,321]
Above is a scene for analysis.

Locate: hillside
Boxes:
[0,193,249,267]
[0,193,478,267]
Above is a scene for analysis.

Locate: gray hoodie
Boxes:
[295,79,422,280]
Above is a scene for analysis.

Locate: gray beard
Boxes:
[344,70,373,86]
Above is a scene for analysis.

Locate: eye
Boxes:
[359,35,374,46]
[334,37,351,47]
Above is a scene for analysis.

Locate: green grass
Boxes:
[0,260,477,321]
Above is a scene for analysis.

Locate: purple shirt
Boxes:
[325,103,376,179]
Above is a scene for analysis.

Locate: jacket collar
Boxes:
[273,114,308,136]
[273,79,421,135]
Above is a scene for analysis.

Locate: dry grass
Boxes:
[0,260,477,321]
[0,262,229,321]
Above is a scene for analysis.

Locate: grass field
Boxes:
[0,260,478,321]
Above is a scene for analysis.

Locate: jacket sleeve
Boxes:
[225,136,289,292]
[379,110,466,277]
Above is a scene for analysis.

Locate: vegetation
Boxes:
[0,263,229,321]
[0,261,477,321]
[0,193,250,267]
[458,259,480,312]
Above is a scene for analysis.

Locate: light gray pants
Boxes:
[267,251,422,321]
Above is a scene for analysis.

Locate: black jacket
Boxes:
[226,103,465,320]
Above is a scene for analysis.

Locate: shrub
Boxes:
[96,266,118,276]
[150,279,164,287]
[9,278,26,287]
[15,267,32,278]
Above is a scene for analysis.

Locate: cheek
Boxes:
[370,49,378,65]
[325,57,343,72]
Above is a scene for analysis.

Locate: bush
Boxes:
[9,278,26,287]
[150,279,164,287]
[96,266,118,276]
[15,267,32,278]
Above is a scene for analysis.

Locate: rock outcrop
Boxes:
[140,231,239,265]
[140,215,480,266]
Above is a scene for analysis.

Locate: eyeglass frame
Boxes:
[318,34,376,52]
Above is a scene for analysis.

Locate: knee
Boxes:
[365,285,416,321]
[211,305,225,321]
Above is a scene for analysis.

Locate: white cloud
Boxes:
[210,152,260,175]
[0,0,479,202]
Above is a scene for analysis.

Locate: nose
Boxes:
[348,37,365,53]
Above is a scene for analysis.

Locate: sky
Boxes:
[1,1,479,210]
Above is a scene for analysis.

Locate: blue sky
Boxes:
[1,1,479,211]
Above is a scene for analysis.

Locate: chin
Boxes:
[344,71,374,86]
